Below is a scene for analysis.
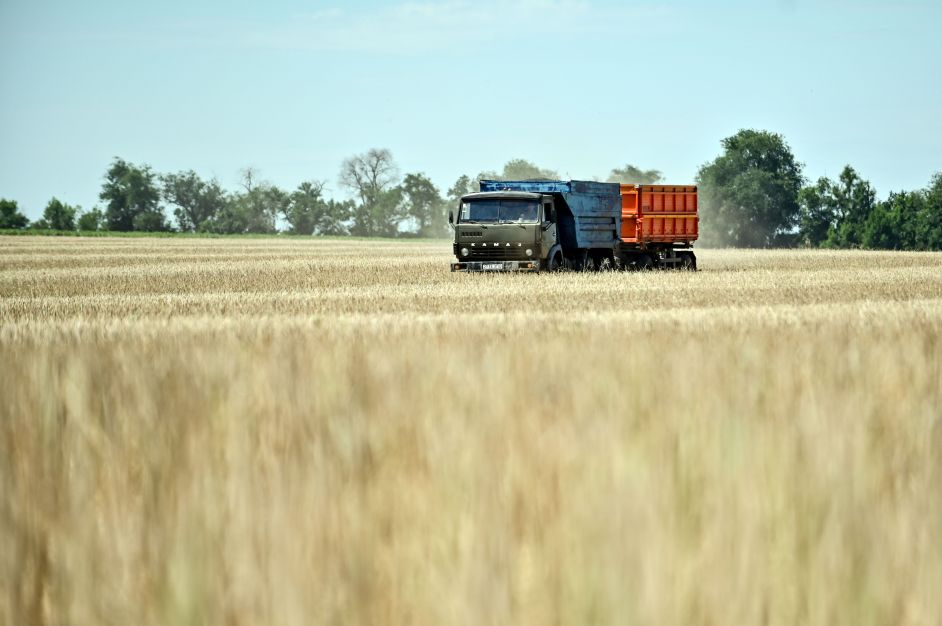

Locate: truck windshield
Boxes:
[460,200,539,223]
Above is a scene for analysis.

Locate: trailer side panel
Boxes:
[620,184,698,245]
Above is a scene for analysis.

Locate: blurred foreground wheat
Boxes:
[2,237,941,626]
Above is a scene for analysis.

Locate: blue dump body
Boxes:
[479,180,621,250]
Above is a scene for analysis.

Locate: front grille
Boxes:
[468,247,532,261]
[461,231,483,237]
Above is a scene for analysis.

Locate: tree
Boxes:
[606,164,663,184]
[862,191,922,250]
[795,166,878,248]
[339,149,404,236]
[40,198,78,231]
[343,187,404,238]
[496,158,558,181]
[447,175,477,204]
[282,181,325,235]
[446,159,558,210]
[208,168,283,234]
[0,199,29,229]
[319,199,356,235]
[824,166,877,248]
[77,207,105,231]
[696,129,804,247]
[916,172,942,250]
[797,178,838,247]
[219,187,282,234]
[133,210,171,232]
[100,158,168,231]
[162,170,227,232]
[281,181,353,235]
[206,200,247,235]
[401,173,446,237]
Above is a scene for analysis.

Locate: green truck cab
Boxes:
[449,191,562,272]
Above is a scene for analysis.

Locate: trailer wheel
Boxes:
[679,252,697,271]
[618,255,636,271]
[638,254,654,271]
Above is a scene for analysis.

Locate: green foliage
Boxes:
[340,149,405,237]
[282,181,353,235]
[320,199,356,236]
[697,129,804,247]
[493,158,559,181]
[238,179,285,234]
[41,197,78,231]
[204,202,244,235]
[445,159,558,223]
[798,178,837,247]
[0,198,29,229]
[132,210,171,232]
[822,166,877,248]
[472,159,558,183]
[606,164,663,184]
[100,158,169,231]
[162,171,227,232]
[798,166,877,249]
[10,147,934,246]
[915,172,942,249]
[77,207,105,232]
[207,168,284,234]
[797,168,941,250]
[348,188,404,237]
[863,191,922,249]
[446,174,476,212]
[213,193,283,234]
[401,173,446,237]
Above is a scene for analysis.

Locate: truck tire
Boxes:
[679,251,697,271]
[571,250,589,272]
[547,250,563,272]
[638,253,654,271]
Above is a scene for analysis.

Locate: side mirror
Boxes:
[448,210,454,225]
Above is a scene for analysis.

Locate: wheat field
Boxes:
[1,236,941,626]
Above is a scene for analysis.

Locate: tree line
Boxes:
[0,152,662,238]
[2,133,940,249]
[696,129,942,249]
[0,152,445,238]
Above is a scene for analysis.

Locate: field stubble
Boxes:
[2,236,941,626]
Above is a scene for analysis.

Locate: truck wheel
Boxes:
[679,252,697,271]
[547,251,563,272]
[638,254,654,270]
[571,250,589,271]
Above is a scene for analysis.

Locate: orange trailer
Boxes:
[620,184,698,245]
[614,184,698,269]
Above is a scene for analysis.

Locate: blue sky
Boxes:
[1,0,940,219]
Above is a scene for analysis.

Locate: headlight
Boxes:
[525,248,533,257]
[460,247,470,257]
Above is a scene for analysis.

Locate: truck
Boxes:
[449,179,698,272]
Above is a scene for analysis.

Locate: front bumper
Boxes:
[451,260,541,272]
